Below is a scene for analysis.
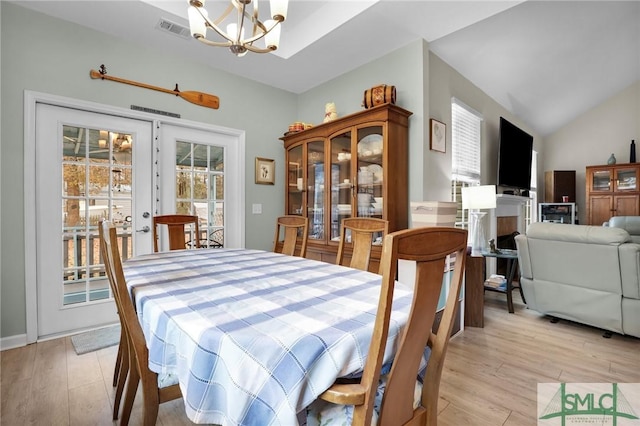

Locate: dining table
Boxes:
[122,248,420,425]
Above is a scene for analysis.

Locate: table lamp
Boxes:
[462,185,497,256]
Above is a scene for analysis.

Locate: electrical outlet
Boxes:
[252,203,262,214]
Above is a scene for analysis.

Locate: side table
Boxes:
[481,248,524,313]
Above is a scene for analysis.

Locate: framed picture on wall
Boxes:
[255,157,275,185]
[430,119,446,153]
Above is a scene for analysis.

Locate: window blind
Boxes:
[451,99,482,182]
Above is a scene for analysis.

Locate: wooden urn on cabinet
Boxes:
[280,104,412,269]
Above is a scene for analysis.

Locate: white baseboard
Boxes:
[0,334,28,351]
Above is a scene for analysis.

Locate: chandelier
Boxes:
[187,0,288,57]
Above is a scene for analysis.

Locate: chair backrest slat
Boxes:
[273,216,309,257]
[336,218,388,273]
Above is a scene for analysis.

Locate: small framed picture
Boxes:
[255,157,275,185]
[430,119,446,153]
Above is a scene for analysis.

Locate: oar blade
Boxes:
[180,91,220,110]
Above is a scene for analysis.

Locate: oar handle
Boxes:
[90,69,175,95]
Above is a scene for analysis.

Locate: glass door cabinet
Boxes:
[586,163,640,225]
[281,104,412,266]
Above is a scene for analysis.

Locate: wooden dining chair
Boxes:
[101,220,182,426]
[98,221,130,421]
[153,214,200,252]
[335,217,388,273]
[307,227,468,426]
[273,215,309,257]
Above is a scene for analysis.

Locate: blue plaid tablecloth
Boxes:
[123,248,413,425]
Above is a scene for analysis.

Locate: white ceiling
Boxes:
[12,0,640,136]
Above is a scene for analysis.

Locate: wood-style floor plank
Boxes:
[1,290,638,425]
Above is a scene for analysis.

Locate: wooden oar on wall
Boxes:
[90,65,219,110]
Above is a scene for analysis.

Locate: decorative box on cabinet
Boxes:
[586,163,640,225]
[544,170,576,203]
[281,103,412,268]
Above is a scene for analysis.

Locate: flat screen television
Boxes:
[497,117,533,191]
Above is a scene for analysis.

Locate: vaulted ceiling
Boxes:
[12,1,640,136]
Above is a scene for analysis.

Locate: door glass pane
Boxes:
[61,125,133,306]
[307,141,325,240]
[175,140,225,248]
[331,131,352,240]
[210,146,224,171]
[357,127,383,218]
[592,170,611,191]
[287,145,303,215]
[616,168,637,191]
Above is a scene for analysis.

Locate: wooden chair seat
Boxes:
[308,374,423,425]
[307,227,468,426]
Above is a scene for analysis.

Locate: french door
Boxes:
[35,104,153,338]
[27,95,245,342]
[158,124,244,250]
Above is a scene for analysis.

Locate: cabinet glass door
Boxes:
[591,169,612,192]
[330,130,353,241]
[357,126,383,218]
[287,145,303,215]
[307,141,325,240]
[614,167,638,191]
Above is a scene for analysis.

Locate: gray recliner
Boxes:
[515,222,640,338]
[606,216,640,244]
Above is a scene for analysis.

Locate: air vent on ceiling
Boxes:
[155,18,191,39]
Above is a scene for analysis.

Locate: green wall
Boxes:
[296,39,429,203]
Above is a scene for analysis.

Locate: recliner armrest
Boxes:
[515,234,532,280]
[619,243,640,299]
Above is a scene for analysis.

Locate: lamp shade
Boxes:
[462,185,497,210]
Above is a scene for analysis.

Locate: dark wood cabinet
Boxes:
[586,163,640,225]
[544,170,576,203]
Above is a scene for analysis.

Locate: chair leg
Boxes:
[142,376,161,426]
[121,360,140,426]
[113,334,123,387]
[113,334,130,420]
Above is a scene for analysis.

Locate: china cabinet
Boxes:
[281,103,412,267]
[586,163,640,225]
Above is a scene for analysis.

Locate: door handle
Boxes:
[136,226,150,233]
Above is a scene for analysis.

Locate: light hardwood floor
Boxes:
[2,291,638,425]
